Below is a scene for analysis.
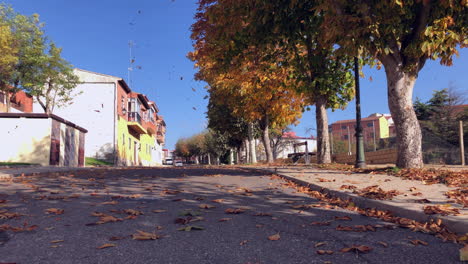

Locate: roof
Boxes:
[74,68,122,79]
[0,113,88,133]
[451,104,468,116]
[332,116,385,125]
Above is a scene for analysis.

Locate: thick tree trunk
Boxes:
[229,149,234,165]
[384,65,423,168]
[207,154,211,165]
[236,146,241,164]
[316,95,331,163]
[244,138,250,163]
[261,117,274,163]
[248,123,257,164]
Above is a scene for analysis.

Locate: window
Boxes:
[343,135,349,140]
[367,122,373,127]
[370,133,374,138]
[341,125,346,130]
[128,138,131,149]
[122,134,125,145]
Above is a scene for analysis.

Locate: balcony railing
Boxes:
[128,112,142,125]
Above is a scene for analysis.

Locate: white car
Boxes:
[165,159,173,165]
[174,160,183,167]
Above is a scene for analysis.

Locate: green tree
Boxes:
[23,42,80,114]
[319,0,467,168]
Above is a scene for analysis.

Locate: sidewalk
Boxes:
[0,166,104,180]
[246,166,468,234]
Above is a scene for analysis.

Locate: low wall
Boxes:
[333,148,397,164]
[0,113,87,166]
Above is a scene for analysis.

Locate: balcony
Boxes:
[127,112,146,134]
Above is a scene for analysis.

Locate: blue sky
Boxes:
[5,0,468,149]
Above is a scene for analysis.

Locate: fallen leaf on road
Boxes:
[152,210,167,213]
[268,233,280,241]
[218,218,232,222]
[101,201,118,205]
[132,230,163,240]
[225,208,246,214]
[240,240,248,246]
[109,236,125,241]
[199,204,216,209]
[410,239,428,246]
[423,205,460,216]
[256,224,264,228]
[315,242,327,248]
[177,225,205,231]
[378,241,388,247]
[50,240,64,243]
[45,208,64,215]
[212,199,225,203]
[317,178,333,182]
[340,245,372,253]
[123,209,144,216]
[316,250,334,255]
[97,243,116,249]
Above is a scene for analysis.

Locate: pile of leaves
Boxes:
[423,205,460,216]
[278,175,465,245]
[392,169,468,187]
[354,185,402,200]
[445,189,468,208]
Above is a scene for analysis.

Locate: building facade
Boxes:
[52,69,166,166]
[0,90,34,113]
[330,113,393,153]
[274,132,317,159]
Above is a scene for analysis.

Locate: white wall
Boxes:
[0,118,51,165]
[53,70,117,160]
[276,138,317,159]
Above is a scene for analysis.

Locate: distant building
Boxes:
[274,132,317,159]
[0,90,33,113]
[330,113,393,153]
[51,68,166,166]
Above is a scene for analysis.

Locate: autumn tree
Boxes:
[190,1,306,163]
[190,0,356,164]
[0,24,18,110]
[318,0,467,168]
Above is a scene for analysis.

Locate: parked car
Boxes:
[174,160,183,167]
[165,158,173,165]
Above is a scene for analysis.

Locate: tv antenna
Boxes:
[128,40,135,88]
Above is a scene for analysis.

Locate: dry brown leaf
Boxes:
[123,209,144,216]
[340,245,372,253]
[218,218,232,222]
[378,241,388,247]
[316,250,334,255]
[255,224,264,228]
[109,236,125,241]
[410,239,428,246]
[152,209,167,213]
[315,242,327,248]
[253,212,272,217]
[310,221,331,226]
[212,199,225,203]
[225,208,246,214]
[97,243,116,249]
[240,240,248,246]
[199,204,216,209]
[268,233,280,241]
[101,201,118,205]
[131,230,162,240]
[50,240,64,243]
[45,208,64,215]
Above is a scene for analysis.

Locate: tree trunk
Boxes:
[5,89,11,113]
[261,117,274,163]
[229,149,234,165]
[236,146,241,164]
[248,123,257,164]
[244,138,250,163]
[207,154,211,165]
[316,95,331,163]
[384,65,423,168]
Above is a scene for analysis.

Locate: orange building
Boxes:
[0,90,33,113]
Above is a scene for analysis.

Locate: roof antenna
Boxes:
[128,40,134,88]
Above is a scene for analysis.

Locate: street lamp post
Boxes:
[354,57,366,168]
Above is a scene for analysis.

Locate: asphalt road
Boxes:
[0,167,463,264]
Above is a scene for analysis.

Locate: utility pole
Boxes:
[128,40,134,87]
[354,57,366,168]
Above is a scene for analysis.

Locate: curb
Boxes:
[245,167,468,235]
